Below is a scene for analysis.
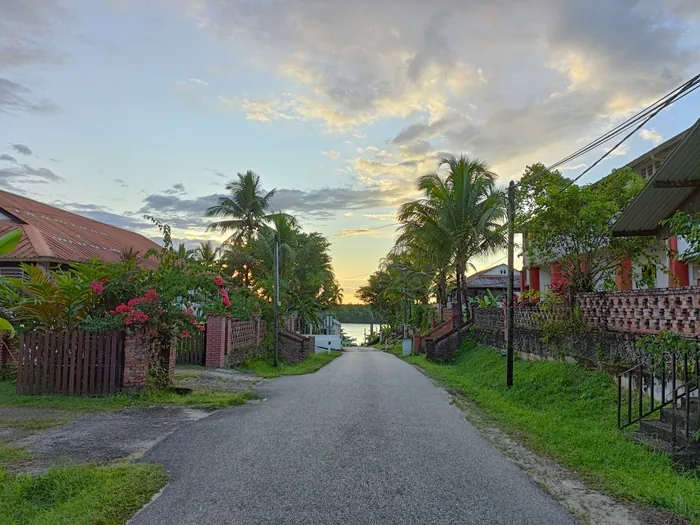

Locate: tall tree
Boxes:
[397,155,506,316]
[205,170,276,245]
[518,163,661,296]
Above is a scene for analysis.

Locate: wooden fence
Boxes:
[16,331,124,396]
[176,329,206,366]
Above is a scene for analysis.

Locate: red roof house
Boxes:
[0,189,161,275]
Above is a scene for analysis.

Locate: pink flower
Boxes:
[115,303,131,314]
[109,310,116,315]
[124,317,134,325]
[90,281,104,295]
[144,289,158,301]
[127,298,140,307]
[214,276,224,286]
[218,288,227,297]
[223,297,231,308]
[137,313,149,323]
[180,330,191,339]
[197,324,206,332]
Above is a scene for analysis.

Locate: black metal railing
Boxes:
[617,352,699,451]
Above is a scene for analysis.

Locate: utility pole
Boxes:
[403,285,409,340]
[506,181,515,387]
[273,233,280,368]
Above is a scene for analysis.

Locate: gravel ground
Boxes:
[131,349,577,525]
[10,406,209,474]
[175,368,263,393]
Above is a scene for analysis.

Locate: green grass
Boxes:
[0,463,167,525]
[373,341,404,357]
[174,373,199,380]
[0,380,252,412]
[174,364,206,370]
[406,342,700,523]
[0,419,72,431]
[0,445,32,469]
[239,351,342,378]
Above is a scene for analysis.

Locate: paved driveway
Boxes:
[132,349,577,524]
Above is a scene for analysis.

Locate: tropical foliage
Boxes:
[662,211,700,264]
[517,164,663,297]
[358,155,507,335]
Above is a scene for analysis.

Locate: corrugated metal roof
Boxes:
[0,190,161,268]
[612,117,700,237]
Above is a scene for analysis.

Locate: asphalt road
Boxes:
[132,349,577,525]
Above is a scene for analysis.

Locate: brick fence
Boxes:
[205,315,267,368]
[577,286,700,336]
[279,329,314,362]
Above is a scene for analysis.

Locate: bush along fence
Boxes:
[14,327,176,396]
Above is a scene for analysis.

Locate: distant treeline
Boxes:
[332,304,385,324]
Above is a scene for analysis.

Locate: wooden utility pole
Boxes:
[506,181,515,387]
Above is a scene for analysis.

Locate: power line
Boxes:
[332,221,401,237]
[544,72,700,176]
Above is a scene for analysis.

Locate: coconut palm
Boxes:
[194,241,220,267]
[205,171,276,245]
[397,155,507,319]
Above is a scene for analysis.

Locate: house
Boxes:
[612,117,700,286]
[522,118,699,294]
[446,264,521,305]
[0,189,161,277]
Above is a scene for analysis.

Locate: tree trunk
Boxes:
[455,266,463,327]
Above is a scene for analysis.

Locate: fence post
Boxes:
[122,327,149,393]
[205,314,226,368]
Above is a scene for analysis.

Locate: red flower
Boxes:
[137,313,149,323]
[90,281,104,295]
[218,288,227,297]
[124,317,134,325]
[148,329,157,336]
[214,276,224,286]
[197,324,206,332]
[145,289,158,301]
[101,278,109,284]
[185,308,194,315]
[109,310,116,315]
[127,298,140,307]
[223,297,231,308]
[115,303,131,314]
[180,330,191,339]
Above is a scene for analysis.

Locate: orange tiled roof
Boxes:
[0,190,161,268]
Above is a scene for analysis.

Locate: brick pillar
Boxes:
[668,237,690,287]
[412,334,422,354]
[123,328,149,393]
[205,314,226,368]
[451,303,462,328]
[615,258,632,291]
[168,338,177,377]
[529,267,540,295]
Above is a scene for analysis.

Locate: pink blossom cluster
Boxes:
[215,276,231,308]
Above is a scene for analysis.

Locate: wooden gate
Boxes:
[176,329,206,366]
[16,331,124,396]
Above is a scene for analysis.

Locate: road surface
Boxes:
[132,349,577,524]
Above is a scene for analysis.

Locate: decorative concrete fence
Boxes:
[577,286,700,336]
[205,315,267,368]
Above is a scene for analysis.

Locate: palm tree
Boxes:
[195,241,219,267]
[205,171,276,245]
[175,243,194,260]
[397,155,506,320]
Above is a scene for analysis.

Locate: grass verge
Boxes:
[406,342,700,523]
[239,351,342,378]
[0,380,252,412]
[0,463,167,525]
[373,342,403,357]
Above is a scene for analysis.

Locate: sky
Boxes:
[1,0,700,303]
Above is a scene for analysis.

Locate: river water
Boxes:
[341,323,382,346]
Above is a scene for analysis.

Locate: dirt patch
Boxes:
[414,368,686,525]
[0,406,76,443]
[175,367,262,393]
[8,406,210,474]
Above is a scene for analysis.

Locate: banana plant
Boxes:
[0,229,21,336]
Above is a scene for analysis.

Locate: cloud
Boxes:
[559,163,587,171]
[0,154,16,163]
[321,150,340,159]
[184,0,699,176]
[363,213,394,221]
[335,228,387,237]
[205,168,228,178]
[0,163,63,192]
[640,128,664,146]
[164,182,187,195]
[0,78,57,115]
[114,178,128,188]
[270,186,407,215]
[602,143,630,157]
[56,201,152,232]
[344,212,354,217]
[137,192,223,231]
[10,144,33,156]
[187,78,208,87]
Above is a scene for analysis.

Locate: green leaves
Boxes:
[0,229,21,256]
[0,317,15,337]
[662,211,700,264]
